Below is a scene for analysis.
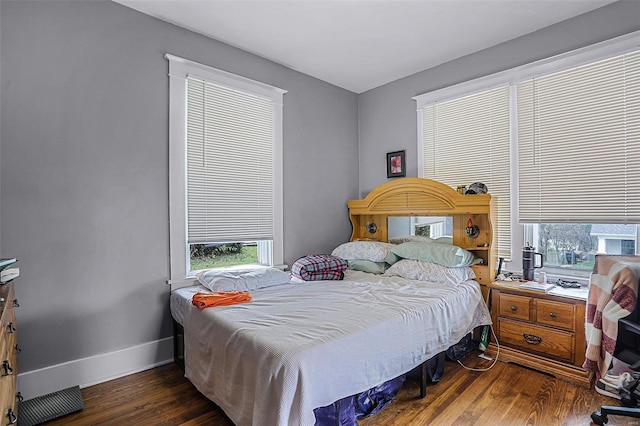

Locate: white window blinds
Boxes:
[186,78,275,243]
[422,86,511,258]
[517,50,640,223]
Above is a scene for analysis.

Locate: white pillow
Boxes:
[331,241,395,263]
[383,259,475,286]
[196,266,291,292]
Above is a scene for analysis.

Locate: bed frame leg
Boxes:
[173,320,185,371]
[420,361,427,398]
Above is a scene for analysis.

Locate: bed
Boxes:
[169,178,496,425]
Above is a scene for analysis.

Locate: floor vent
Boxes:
[18,385,84,426]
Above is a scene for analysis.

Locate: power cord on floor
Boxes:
[456,325,500,371]
[455,286,500,372]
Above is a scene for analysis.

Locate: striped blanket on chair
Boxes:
[583,255,640,379]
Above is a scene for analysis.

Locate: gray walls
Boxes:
[4,0,638,396]
[357,0,640,196]
[0,0,358,381]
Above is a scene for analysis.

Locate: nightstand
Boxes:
[485,280,594,388]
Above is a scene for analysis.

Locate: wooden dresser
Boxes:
[0,281,19,425]
[485,280,593,388]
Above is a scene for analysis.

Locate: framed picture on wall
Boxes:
[386,150,406,178]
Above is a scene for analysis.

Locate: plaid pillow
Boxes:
[291,254,348,281]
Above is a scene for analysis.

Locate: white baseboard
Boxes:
[17,336,174,400]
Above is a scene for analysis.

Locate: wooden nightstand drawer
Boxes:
[499,318,574,362]
[0,375,15,426]
[1,306,15,357]
[0,282,17,426]
[536,299,576,331]
[0,288,13,328]
[498,293,532,321]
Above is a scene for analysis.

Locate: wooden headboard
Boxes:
[347,178,496,286]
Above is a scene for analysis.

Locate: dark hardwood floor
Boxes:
[41,353,629,425]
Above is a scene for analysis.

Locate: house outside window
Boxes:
[591,225,637,256]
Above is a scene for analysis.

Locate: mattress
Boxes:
[172,270,491,426]
[170,284,207,326]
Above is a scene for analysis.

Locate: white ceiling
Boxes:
[115,0,617,93]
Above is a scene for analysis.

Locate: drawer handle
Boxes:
[1,360,14,376]
[523,333,542,345]
[510,306,517,312]
[16,392,23,402]
[14,344,21,354]
[13,299,19,307]
[7,408,17,424]
[549,312,557,318]
[7,322,16,333]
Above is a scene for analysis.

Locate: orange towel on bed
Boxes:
[191,291,252,309]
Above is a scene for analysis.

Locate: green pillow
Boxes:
[390,241,479,267]
[385,251,402,265]
[347,259,388,274]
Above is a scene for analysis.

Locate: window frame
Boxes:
[414,30,640,275]
[166,54,286,282]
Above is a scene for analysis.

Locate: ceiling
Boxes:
[115,0,617,93]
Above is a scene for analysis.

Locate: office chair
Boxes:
[592,303,640,425]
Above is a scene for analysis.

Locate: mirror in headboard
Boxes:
[347,178,496,286]
[387,216,452,240]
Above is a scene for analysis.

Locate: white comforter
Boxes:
[184,270,491,426]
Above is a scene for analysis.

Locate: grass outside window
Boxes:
[190,243,258,270]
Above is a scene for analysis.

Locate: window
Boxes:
[527,223,640,279]
[622,239,636,255]
[419,87,511,258]
[414,31,640,278]
[516,51,640,224]
[166,55,286,280]
[412,217,451,238]
[518,48,640,279]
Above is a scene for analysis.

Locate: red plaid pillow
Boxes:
[291,254,348,281]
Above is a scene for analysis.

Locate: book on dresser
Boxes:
[0,258,16,269]
[0,267,19,283]
[518,281,555,292]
